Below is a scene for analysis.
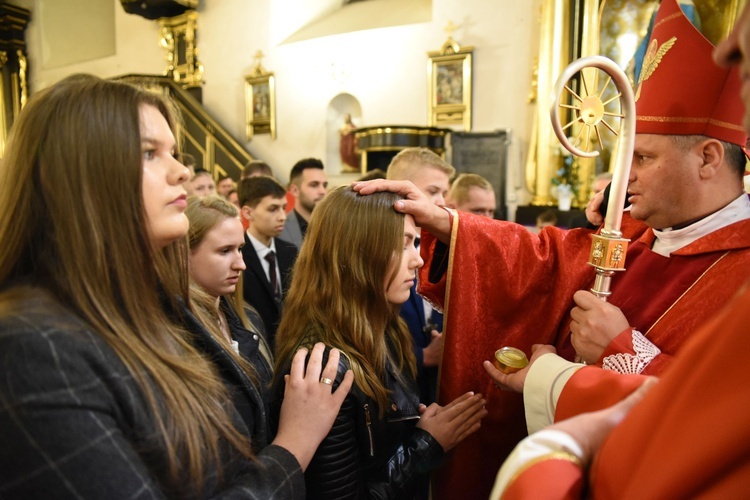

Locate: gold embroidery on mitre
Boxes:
[634,36,677,102]
[637,115,745,132]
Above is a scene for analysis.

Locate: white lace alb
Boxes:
[602,329,660,374]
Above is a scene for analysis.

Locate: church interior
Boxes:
[2,1,750,497]
[0,0,744,223]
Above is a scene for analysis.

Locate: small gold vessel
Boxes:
[493,347,529,374]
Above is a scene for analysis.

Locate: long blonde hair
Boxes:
[274,186,416,413]
[186,194,268,374]
[186,194,249,324]
[0,75,252,493]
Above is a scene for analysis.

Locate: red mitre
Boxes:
[634,0,746,147]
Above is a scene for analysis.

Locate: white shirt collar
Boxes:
[651,194,750,257]
[247,230,277,257]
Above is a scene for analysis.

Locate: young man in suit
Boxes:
[278,158,328,248]
[386,147,455,405]
[237,176,297,350]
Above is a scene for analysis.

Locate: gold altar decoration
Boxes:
[427,21,473,131]
[15,49,27,112]
[244,51,276,141]
[528,0,745,207]
[158,10,204,89]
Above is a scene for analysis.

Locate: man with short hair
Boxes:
[278,158,328,248]
[354,1,750,496]
[239,160,291,229]
[216,175,234,198]
[242,160,273,179]
[446,173,496,219]
[238,176,297,349]
[386,147,455,407]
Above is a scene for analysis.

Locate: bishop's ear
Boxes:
[697,139,724,180]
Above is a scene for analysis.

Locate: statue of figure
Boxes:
[339,113,360,173]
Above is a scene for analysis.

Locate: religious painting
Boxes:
[428,38,473,131]
[435,61,463,105]
[244,59,276,140]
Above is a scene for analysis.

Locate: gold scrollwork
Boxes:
[17,49,27,110]
[158,11,203,89]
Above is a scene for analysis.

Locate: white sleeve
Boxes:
[524,353,584,434]
[490,429,585,499]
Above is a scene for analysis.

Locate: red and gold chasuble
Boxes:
[503,283,750,498]
[418,210,750,500]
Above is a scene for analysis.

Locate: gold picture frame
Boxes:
[427,37,473,131]
[244,53,276,140]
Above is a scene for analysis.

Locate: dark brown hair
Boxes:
[274,186,415,413]
[0,75,252,493]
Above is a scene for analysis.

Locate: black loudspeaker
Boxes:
[120,0,196,20]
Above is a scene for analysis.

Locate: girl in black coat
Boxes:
[272,187,487,499]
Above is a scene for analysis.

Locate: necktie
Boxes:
[264,251,279,294]
[265,252,281,302]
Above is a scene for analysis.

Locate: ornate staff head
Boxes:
[549,0,747,300]
[550,56,634,300]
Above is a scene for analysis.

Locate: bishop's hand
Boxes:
[483,344,556,393]
[570,290,630,364]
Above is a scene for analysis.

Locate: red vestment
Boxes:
[502,282,750,498]
[419,209,750,500]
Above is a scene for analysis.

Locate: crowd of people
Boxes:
[2,0,750,497]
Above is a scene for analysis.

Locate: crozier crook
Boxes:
[550,55,636,300]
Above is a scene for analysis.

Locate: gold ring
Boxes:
[320,377,334,386]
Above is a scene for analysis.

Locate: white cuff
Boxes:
[490,429,585,499]
[524,353,584,434]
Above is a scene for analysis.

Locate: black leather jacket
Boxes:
[271,346,444,499]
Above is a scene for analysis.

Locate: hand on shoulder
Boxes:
[273,343,354,471]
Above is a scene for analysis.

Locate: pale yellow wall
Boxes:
[20,0,542,211]
[21,0,164,90]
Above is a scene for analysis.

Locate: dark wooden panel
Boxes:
[449,130,510,220]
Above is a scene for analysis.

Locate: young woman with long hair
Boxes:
[186,194,275,439]
[0,74,352,498]
[272,186,487,499]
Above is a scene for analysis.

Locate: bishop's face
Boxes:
[627,134,702,230]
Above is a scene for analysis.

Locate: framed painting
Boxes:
[244,61,276,140]
[427,38,474,131]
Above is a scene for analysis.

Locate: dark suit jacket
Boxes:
[400,284,443,405]
[278,211,304,248]
[0,287,305,499]
[242,235,297,350]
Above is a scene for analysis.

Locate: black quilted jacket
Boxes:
[271,346,445,499]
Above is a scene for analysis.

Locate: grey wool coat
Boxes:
[0,287,305,499]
